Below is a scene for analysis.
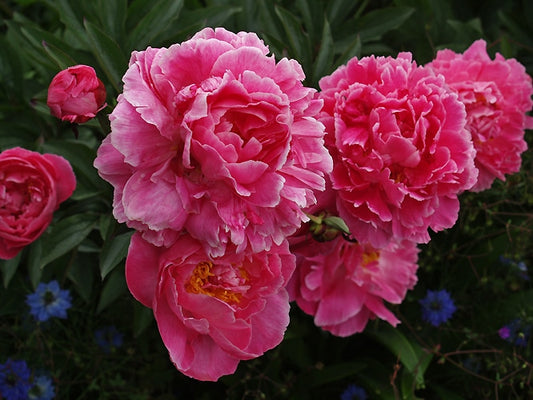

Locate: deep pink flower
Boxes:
[318,53,478,246]
[126,232,295,381]
[94,27,332,255]
[47,65,107,124]
[426,39,533,191]
[288,234,419,337]
[0,147,76,259]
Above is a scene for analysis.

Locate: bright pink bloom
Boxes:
[0,147,76,259]
[126,232,295,381]
[426,39,533,191]
[94,27,332,255]
[318,53,478,246]
[47,65,107,124]
[288,234,419,337]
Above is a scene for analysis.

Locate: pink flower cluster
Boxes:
[289,41,531,338]
[94,27,331,381]
[426,40,533,191]
[93,30,532,381]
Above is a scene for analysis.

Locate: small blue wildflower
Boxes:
[340,384,367,400]
[95,326,124,353]
[26,281,72,322]
[499,319,531,347]
[419,289,456,327]
[0,359,32,400]
[29,375,55,400]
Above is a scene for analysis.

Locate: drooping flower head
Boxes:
[289,233,419,337]
[0,359,32,400]
[95,27,332,256]
[47,64,107,124]
[26,280,72,322]
[318,53,478,247]
[426,39,533,191]
[28,375,55,400]
[126,232,295,381]
[419,289,456,327]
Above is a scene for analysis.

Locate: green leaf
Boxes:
[133,302,154,337]
[97,0,127,42]
[274,5,311,68]
[312,18,334,87]
[39,214,98,269]
[368,324,433,388]
[84,19,128,92]
[100,231,133,279]
[334,34,361,68]
[0,252,22,288]
[41,140,104,199]
[126,0,184,50]
[355,6,415,42]
[68,251,96,303]
[97,267,128,313]
[43,0,90,48]
[27,240,43,289]
[323,216,351,235]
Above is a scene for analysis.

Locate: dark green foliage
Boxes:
[0,0,531,398]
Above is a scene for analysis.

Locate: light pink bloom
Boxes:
[94,27,332,255]
[318,53,478,246]
[426,39,533,191]
[288,234,419,337]
[126,232,295,381]
[47,65,107,124]
[0,147,76,259]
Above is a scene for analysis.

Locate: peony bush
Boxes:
[0,1,532,398]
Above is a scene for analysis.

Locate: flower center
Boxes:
[362,250,380,266]
[43,290,56,306]
[185,261,247,304]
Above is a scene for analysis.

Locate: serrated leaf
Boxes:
[100,231,133,279]
[0,253,22,288]
[97,267,127,313]
[39,214,98,269]
[84,19,128,92]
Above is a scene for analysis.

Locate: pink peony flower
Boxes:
[288,234,419,337]
[94,27,332,255]
[426,39,533,191]
[318,53,478,246]
[47,65,107,124]
[126,232,295,381]
[0,147,76,259]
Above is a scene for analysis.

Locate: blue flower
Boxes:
[95,325,124,353]
[340,384,367,400]
[26,281,72,322]
[419,289,456,327]
[29,375,55,400]
[499,319,531,347]
[0,359,32,400]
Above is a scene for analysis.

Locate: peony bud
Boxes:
[47,65,107,124]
